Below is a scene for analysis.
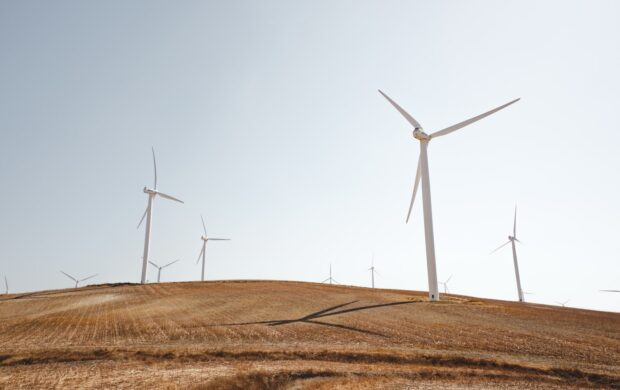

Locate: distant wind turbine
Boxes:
[3,276,7,294]
[137,148,184,285]
[491,206,524,302]
[556,300,569,307]
[368,254,380,289]
[60,271,97,288]
[439,275,453,294]
[322,263,338,285]
[379,90,519,301]
[148,259,180,283]
[197,215,230,282]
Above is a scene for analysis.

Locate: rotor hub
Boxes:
[413,128,430,141]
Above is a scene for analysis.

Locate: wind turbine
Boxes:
[491,206,524,302]
[137,148,184,285]
[555,300,569,307]
[439,275,453,294]
[379,90,519,301]
[60,271,97,288]
[322,263,339,285]
[3,276,7,294]
[368,254,379,289]
[197,215,230,282]
[148,259,180,283]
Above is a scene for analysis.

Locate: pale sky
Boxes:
[1,1,619,312]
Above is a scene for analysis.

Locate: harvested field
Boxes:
[0,280,618,389]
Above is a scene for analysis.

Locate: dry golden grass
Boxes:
[0,280,618,389]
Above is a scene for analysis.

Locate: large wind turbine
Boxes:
[491,206,524,302]
[60,271,97,288]
[148,259,180,283]
[137,148,184,285]
[197,215,230,282]
[379,90,519,301]
[322,263,338,285]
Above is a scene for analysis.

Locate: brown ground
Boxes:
[0,280,618,389]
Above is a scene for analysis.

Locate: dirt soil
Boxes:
[0,280,618,389]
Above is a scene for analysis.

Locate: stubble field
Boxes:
[0,280,618,389]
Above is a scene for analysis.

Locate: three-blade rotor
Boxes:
[378,90,519,223]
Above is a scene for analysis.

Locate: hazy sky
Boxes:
[1,1,619,312]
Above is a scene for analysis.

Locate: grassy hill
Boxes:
[0,281,618,389]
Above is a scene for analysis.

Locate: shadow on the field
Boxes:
[214,300,417,337]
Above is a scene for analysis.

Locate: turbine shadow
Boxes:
[212,300,417,337]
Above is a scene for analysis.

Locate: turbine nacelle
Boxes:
[413,128,430,141]
[143,187,157,195]
[201,235,209,242]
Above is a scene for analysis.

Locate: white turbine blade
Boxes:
[490,240,511,254]
[430,98,520,139]
[152,147,158,190]
[600,289,620,292]
[156,191,184,204]
[446,275,453,284]
[148,260,159,268]
[137,206,148,229]
[321,278,330,283]
[406,155,422,223]
[60,271,77,282]
[200,214,207,235]
[208,238,230,241]
[513,206,518,237]
[80,274,98,283]
[378,90,423,129]
[197,245,205,264]
[162,259,180,268]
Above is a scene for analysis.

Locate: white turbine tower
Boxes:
[439,275,453,294]
[137,148,184,285]
[379,90,519,301]
[148,259,180,283]
[368,254,380,289]
[322,263,338,285]
[197,215,230,282]
[491,206,524,302]
[60,271,97,289]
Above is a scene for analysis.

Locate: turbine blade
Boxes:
[600,289,620,292]
[446,275,453,284]
[148,261,159,268]
[201,214,207,235]
[162,259,180,268]
[152,147,157,190]
[197,245,205,264]
[513,205,517,237]
[60,271,77,282]
[406,155,422,223]
[80,274,97,283]
[378,90,423,129]
[430,98,520,139]
[321,278,330,283]
[156,191,184,204]
[490,240,511,254]
[208,238,230,241]
[137,206,148,229]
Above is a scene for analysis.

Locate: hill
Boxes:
[0,281,618,389]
